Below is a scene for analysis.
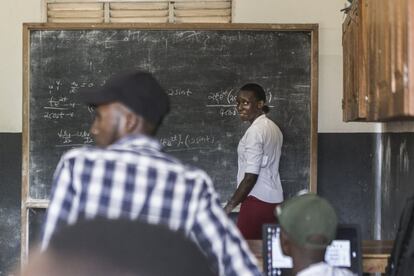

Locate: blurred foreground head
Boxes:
[20,219,215,276]
[276,192,338,250]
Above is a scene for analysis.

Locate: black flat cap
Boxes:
[79,71,170,125]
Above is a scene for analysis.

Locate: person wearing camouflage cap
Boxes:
[275,193,356,276]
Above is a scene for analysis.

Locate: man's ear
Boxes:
[280,229,292,256]
[257,100,264,110]
[125,112,142,133]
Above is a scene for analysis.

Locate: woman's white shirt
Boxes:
[237,114,283,203]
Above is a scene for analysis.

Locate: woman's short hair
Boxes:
[240,83,270,113]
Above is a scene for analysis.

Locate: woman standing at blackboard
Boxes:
[224,83,283,239]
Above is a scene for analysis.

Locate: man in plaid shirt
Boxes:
[41,71,261,276]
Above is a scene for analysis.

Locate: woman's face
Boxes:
[236,90,264,123]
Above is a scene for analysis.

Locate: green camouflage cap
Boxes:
[276,193,338,249]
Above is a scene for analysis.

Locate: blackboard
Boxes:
[23,23,318,209]
[0,133,21,274]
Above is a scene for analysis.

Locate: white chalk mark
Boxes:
[44,107,69,110]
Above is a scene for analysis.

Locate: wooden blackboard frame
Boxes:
[21,22,318,262]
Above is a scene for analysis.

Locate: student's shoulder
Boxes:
[167,161,214,188]
[260,117,283,137]
[183,164,212,181]
[162,157,210,180]
[245,123,266,139]
[59,145,101,161]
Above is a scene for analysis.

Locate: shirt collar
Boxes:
[108,134,162,151]
[251,114,267,126]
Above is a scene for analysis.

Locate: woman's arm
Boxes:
[224,173,258,214]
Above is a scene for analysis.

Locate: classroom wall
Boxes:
[0,1,42,132]
[1,0,413,274]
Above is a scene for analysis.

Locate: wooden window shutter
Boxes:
[46,2,105,23]
[173,1,231,23]
[44,0,232,23]
[109,2,169,23]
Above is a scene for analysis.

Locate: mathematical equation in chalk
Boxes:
[56,129,94,147]
[159,133,216,152]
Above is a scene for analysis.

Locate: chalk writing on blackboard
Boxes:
[207,89,237,105]
[56,129,94,147]
[205,89,275,117]
[167,88,193,97]
[42,81,93,121]
[160,133,216,152]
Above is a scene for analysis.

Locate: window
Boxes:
[43,0,232,23]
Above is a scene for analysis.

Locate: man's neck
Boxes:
[291,250,325,276]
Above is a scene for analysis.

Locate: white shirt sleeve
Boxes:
[242,127,263,175]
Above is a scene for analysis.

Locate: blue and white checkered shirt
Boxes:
[41,134,261,276]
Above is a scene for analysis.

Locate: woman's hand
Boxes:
[224,202,235,214]
[224,173,258,214]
